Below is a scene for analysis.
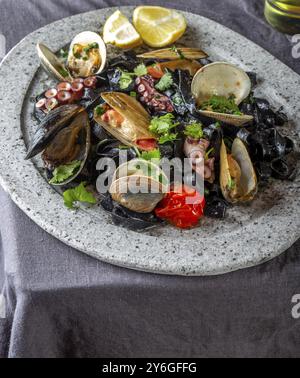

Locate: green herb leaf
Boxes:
[140,149,161,162]
[134,64,148,77]
[149,114,179,145]
[201,95,242,115]
[49,161,82,185]
[155,72,173,92]
[130,91,137,98]
[63,182,97,209]
[83,42,99,54]
[158,133,178,145]
[149,114,179,135]
[119,70,134,90]
[59,49,68,59]
[95,105,106,116]
[184,122,204,140]
[227,177,236,191]
[171,45,185,60]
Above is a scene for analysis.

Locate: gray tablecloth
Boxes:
[0,0,300,358]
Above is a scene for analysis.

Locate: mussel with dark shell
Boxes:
[26,104,84,159]
[26,105,91,186]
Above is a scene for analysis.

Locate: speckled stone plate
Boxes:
[0,7,299,276]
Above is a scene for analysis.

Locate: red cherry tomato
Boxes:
[147,64,165,79]
[155,185,206,229]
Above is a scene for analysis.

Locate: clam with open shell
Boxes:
[109,159,168,213]
[220,138,257,203]
[192,62,253,126]
[94,92,157,151]
[37,31,107,82]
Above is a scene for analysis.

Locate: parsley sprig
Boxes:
[155,72,173,92]
[49,161,82,185]
[63,182,97,209]
[140,149,161,162]
[119,64,148,90]
[184,122,204,140]
[149,114,179,145]
[201,95,242,115]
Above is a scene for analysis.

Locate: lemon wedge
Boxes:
[103,10,143,49]
[133,6,187,48]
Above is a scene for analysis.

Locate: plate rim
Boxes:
[0,6,299,276]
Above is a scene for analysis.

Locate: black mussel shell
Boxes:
[271,152,299,181]
[26,104,83,159]
[101,194,162,231]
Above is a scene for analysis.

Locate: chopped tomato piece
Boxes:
[155,185,206,229]
[147,64,165,79]
[136,139,157,151]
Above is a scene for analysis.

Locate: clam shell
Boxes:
[94,92,156,149]
[113,159,168,185]
[192,62,252,106]
[137,47,208,60]
[110,175,165,214]
[37,43,73,82]
[220,138,257,203]
[67,31,107,77]
[199,110,253,127]
[110,159,168,214]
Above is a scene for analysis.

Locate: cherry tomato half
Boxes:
[147,64,165,79]
[155,185,205,229]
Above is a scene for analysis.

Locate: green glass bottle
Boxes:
[265,0,300,34]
